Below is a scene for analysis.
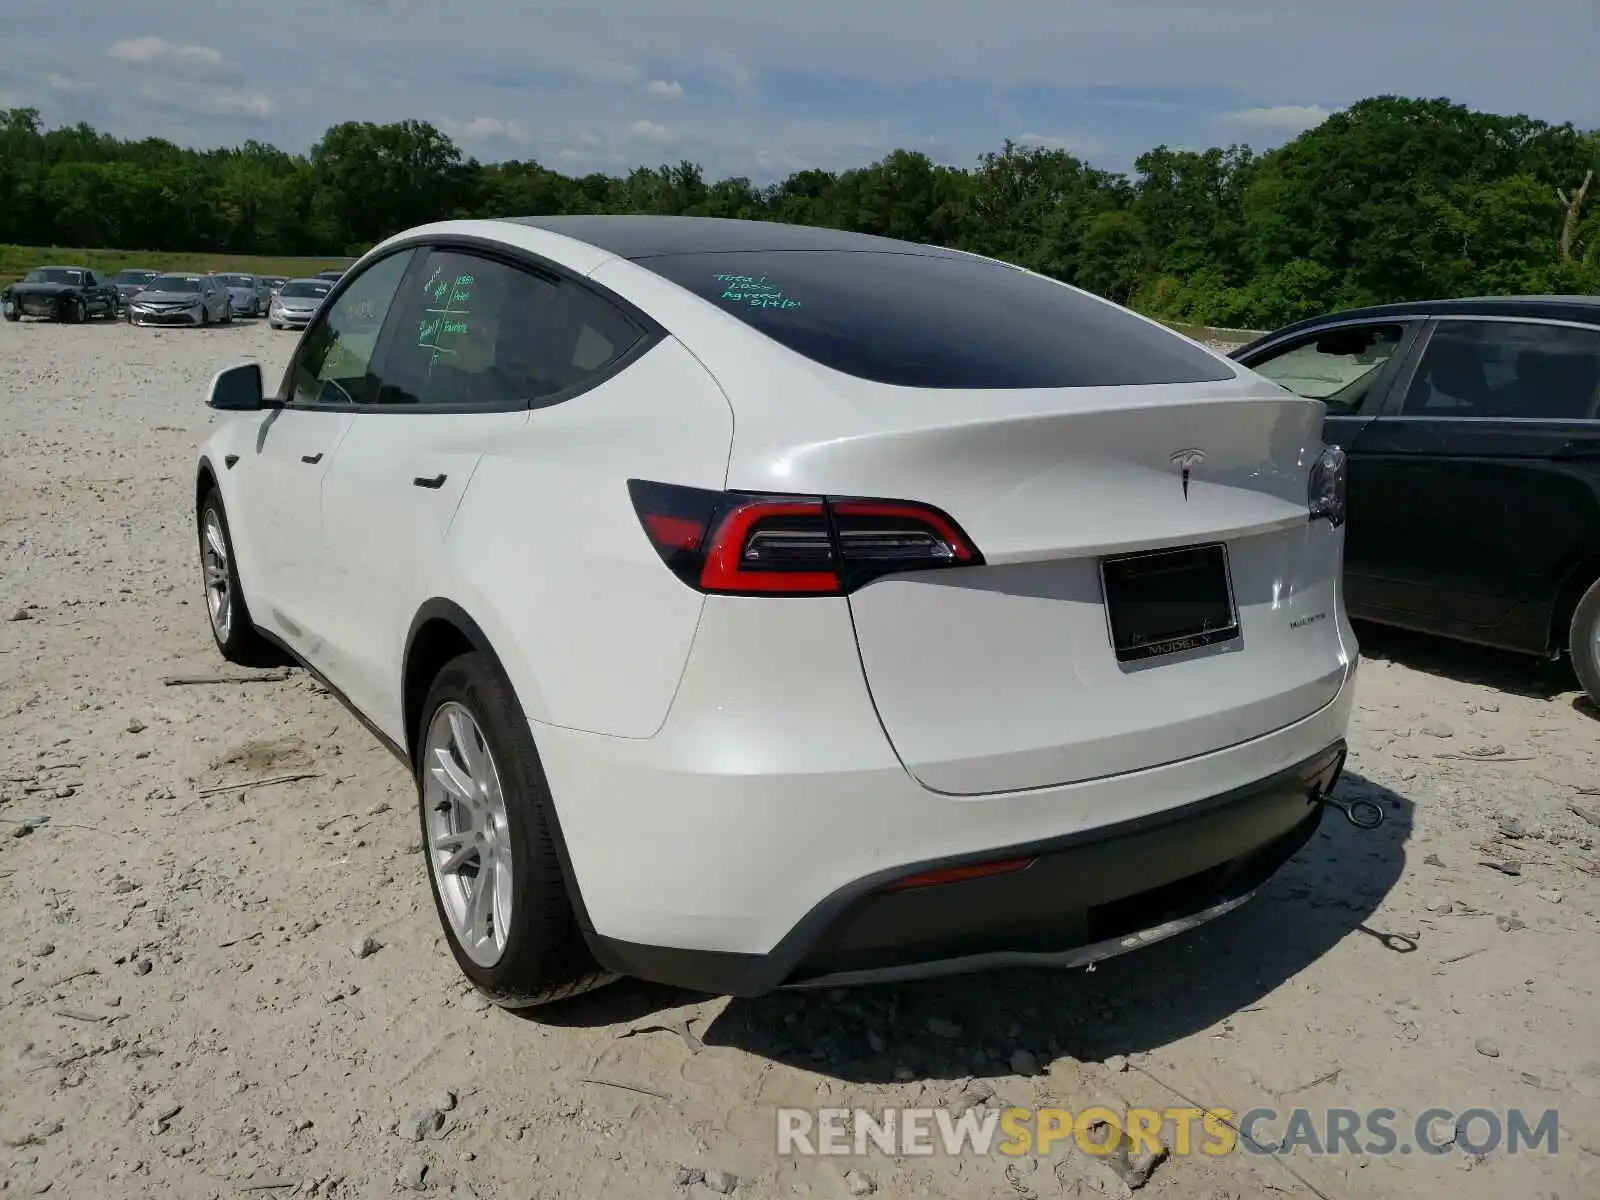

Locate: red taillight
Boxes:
[627,479,984,596]
[883,857,1036,892]
[641,512,706,554]
[699,499,841,593]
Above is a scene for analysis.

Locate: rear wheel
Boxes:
[416,651,613,1008]
[198,489,281,666]
[1570,577,1600,709]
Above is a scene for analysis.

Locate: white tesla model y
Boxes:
[195,216,1359,1006]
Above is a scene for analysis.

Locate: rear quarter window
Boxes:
[638,250,1235,389]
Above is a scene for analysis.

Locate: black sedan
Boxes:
[2,265,121,322]
[1233,295,1600,705]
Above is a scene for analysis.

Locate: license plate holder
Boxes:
[1100,542,1240,663]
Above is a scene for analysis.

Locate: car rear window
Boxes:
[637,250,1234,389]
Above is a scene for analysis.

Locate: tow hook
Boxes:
[1316,789,1385,830]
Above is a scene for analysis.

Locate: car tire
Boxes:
[197,489,282,667]
[2,306,17,323]
[221,300,233,325]
[1569,577,1600,709]
[65,298,85,324]
[416,651,615,1009]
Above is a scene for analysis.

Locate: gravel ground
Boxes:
[2,316,1598,1200]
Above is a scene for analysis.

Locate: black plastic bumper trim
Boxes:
[586,739,1346,997]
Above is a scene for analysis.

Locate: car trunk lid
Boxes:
[725,372,1350,795]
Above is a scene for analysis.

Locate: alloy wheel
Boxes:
[201,508,232,642]
[422,702,514,968]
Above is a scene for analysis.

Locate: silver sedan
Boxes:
[220,274,272,317]
[267,277,333,330]
[127,274,233,326]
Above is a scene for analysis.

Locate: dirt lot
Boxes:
[2,316,1598,1200]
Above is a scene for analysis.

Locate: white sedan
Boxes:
[194,215,1360,1007]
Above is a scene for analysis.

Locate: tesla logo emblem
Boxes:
[1170,449,1206,499]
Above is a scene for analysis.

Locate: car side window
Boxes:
[288,250,416,407]
[1246,324,1406,416]
[367,247,645,409]
[1401,321,1600,420]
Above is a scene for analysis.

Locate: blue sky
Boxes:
[0,0,1594,182]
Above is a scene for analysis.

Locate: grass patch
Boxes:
[1,244,356,282]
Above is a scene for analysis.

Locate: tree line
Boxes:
[1,96,1595,330]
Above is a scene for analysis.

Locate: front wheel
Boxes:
[64,298,85,324]
[1570,577,1600,709]
[198,490,281,666]
[416,652,613,1008]
[221,300,233,325]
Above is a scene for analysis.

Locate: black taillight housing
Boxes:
[1308,444,1348,527]
[627,479,984,596]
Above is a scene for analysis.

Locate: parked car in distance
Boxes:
[1233,295,1600,705]
[195,215,1362,1008]
[2,265,120,322]
[220,273,272,317]
[127,273,233,326]
[111,268,161,308]
[260,275,288,295]
[266,277,333,330]
[315,268,345,282]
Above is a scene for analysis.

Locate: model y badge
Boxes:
[1170,449,1206,499]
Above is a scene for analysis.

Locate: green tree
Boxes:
[0,97,1593,327]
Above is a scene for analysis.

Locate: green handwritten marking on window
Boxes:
[713,273,802,310]
[415,265,475,364]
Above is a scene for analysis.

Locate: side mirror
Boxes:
[207,362,267,411]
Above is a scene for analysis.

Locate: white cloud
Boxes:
[207,91,275,118]
[1016,131,1103,156]
[442,116,534,146]
[1217,104,1332,133]
[136,82,274,119]
[107,36,223,66]
[46,73,95,94]
[645,79,684,100]
[629,119,673,144]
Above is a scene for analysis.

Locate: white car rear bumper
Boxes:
[533,596,1358,994]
